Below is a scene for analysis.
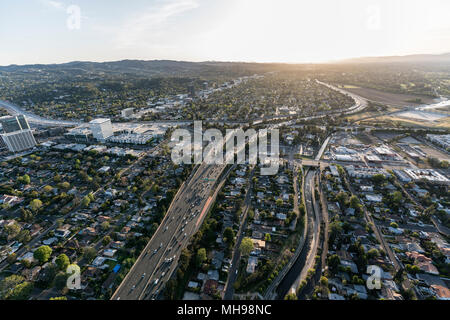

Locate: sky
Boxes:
[1,0,450,66]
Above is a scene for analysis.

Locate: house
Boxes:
[188,281,199,289]
[251,239,266,249]
[328,293,345,300]
[340,260,358,273]
[211,251,224,269]
[43,237,58,246]
[365,194,382,203]
[207,269,219,281]
[203,279,219,296]
[55,228,71,238]
[0,195,24,206]
[246,256,258,274]
[103,249,117,258]
[406,251,439,275]
[92,256,107,267]
[431,285,450,300]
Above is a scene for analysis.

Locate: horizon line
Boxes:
[1,51,450,68]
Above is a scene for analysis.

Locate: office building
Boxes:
[0,115,36,153]
[89,118,113,141]
[0,115,30,133]
[121,108,134,118]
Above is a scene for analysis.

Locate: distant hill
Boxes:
[337,52,450,64]
[0,59,278,79]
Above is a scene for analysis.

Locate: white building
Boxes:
[89,118,113,141]
[121,108,134,118]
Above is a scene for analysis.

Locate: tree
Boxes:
[34,245,53,264]
[59,182,70,190]
[16,230,31,244]
[50,296,68,300]
[196,248,207,266]
[336,191,348,208]
[7,281,33,300]
[82,247,97,262]
[30,199,43,212]
[320,276,328,287]
[372,174,386,184]
[392,191,403,205]
[367,248,380,259]
[81,196,91,208]
[223,227,235,247]
[265,233,271,242]
[284,292,298,300]
[43,185,53,194]
[18,174,30,185]
[102,235,112,246]
[327,254,341,271]
[4,221,21,240]
[55,254,70,271]
[239,237,254,256]
[53,272,68,290]
[349,195,360,209]
[21,208,33,223]
[0,275,24,299]
[101,221,110,231]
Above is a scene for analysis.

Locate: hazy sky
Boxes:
[1,0,450,65]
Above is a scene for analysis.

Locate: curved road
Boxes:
[0,100,80,127]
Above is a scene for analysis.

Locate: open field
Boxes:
[393,110,448,121]
[418,144,450,162]
[358,114,450,129]
[342,85,436,107]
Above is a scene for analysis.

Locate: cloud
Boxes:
[116,0,200,49]
[39,0,65,10]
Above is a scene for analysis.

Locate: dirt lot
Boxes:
[342,86,436,107]
[418,144,450,162]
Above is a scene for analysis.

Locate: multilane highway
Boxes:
[112,163,227,300]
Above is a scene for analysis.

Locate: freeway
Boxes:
[111,162,228,300]
[315,80,368,115]
[0,100,80,127]
[112,128,255,300]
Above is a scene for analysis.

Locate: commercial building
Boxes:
[404,169,449,185]
[64,126,93,142]
[0,115,30,133]
[89,118,113,141]
[346,165,388,179]
[107,133,153,145]
[0,115,36,153]
[427,134,450,150]
[121,108,134,118]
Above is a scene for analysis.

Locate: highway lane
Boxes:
[315,80,368,114]
[112,128,257,300]
[112,163,227,300]
[0,100,80,127]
